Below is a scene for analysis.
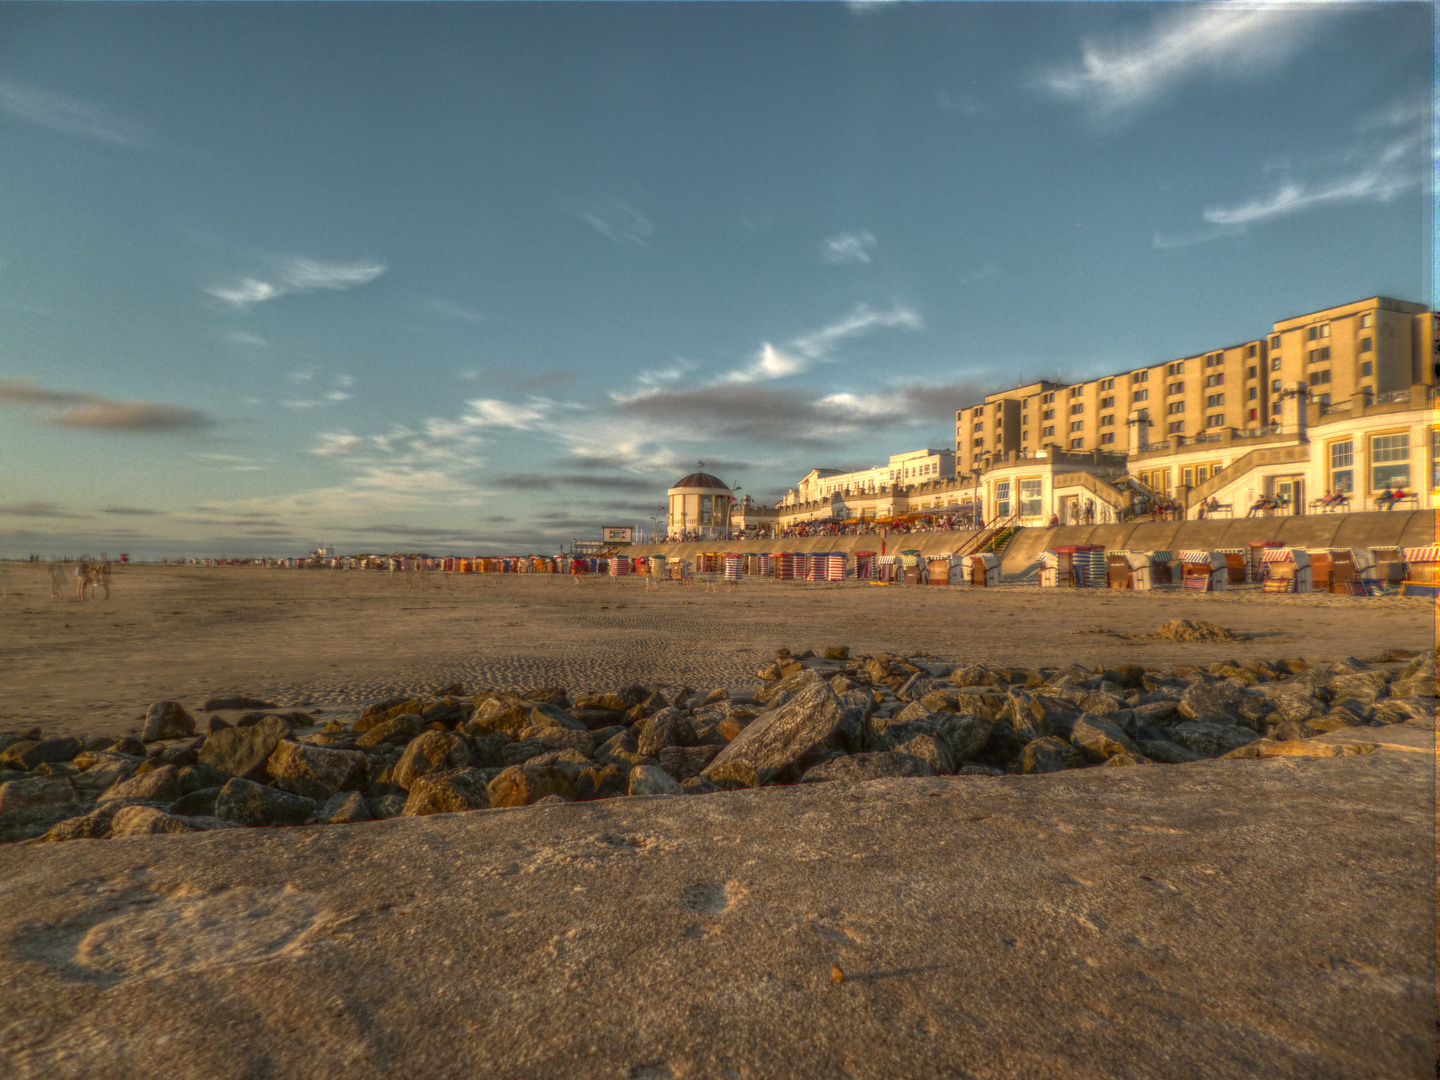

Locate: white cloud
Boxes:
[1152,225,1246,251]
[821,231,877,264]
[417,297,485,323]
[0,78,152,147]
[722,304,922,384]
[460,398,550,429]
[207,257,386,309]
[1038,4,1335,122]
[310,432,365,456]
[580,199,656,245]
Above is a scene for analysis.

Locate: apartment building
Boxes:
[782,449,955,505]
[955,297,1433,475]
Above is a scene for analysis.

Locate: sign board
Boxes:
[601,526,634,544]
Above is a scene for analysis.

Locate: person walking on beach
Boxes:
[49,562,65,599]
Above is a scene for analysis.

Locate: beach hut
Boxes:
[609,556,630,578]
[758,553,773,577]
[1109,551,1155,590]
[1178,550,1227,591]
[820,552,846,581]
[1402,547,1440,596]
[967,552,1002,587]
[926,554,958,585]
[649,555,667,579]
[1246,542,1284,584]
[1215,549,1246,584]
[1039,550,1070,587]
[854,551,875,580]
[722,553,742,581]
[774,552,796,581]
[874,554,900,583]
[803,554,823,582]
[899,550,925,585]
[1260,548,1310,593]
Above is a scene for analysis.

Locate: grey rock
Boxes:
[36,799,141,842]
[753,668,822,705]
[526,701,589,734]
[1169,722,1259,758]
[680,775,720,795]
[972,721,1025,771]
[1271,694,1325,724]
[897,733,956,774]
[176,762,230,795]
[704,681,864,785]
[800,752,933,784]
[657,744,720,782]
[1012,693,1083,740]
[930,713,993,763]
[171,787,222,817]
[141,701,196,742]
[896,672,942,702]
[403,768,492,815]
[488,763,574,808]
[637,708,694,758]
[266,741,369,801]
[1077,691,1127,715]
[72,755,140,795]
[110,805,200,837]
[573,764,627,801]
[1328,671,1388,704]
[355,713,428,748]
[1178,682,1247,724]
[316,791,372,824]
[1070,715,1140,761]
[97,764,183,805]
[0,737,82,772]
[957,763,1005,776]
[391,731,470,792]
[949,664,999,687]
[704,760,761,790]
[369,793,408,818]
[1018,737,1085,774]
[525,750,593,782]
[214,778,316,827]
[0,775,77,813]
[199,716,292,781]
[629,765,683,796]
[1136,739,1202,764]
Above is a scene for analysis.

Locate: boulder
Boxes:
[487,764,575,808]
[1169,722,1259,758]
[199,716,292,781]
[0,775,78,813]
[354,714,427,748]
[0,737,82,772]
[267,741,370,801]
[110,805,199,837]
[1010,693,1082,740]
[972,721,1024,771]
[681,775,720,795]
[1077,691,1127,716]
[465,698,532,738]
[403,768,492,815]
[704,681,864,785]
[171,787,223,817]
[97,764,183,805]
[573,764,627,801]
[72,754,140,795]
[1069,715,1140,761]
[800,752,932,784]
[957,763,1005,776]
[896,672,941,702]
[202,695,278,713]
[391,731,470,791]
[704,760,761,790]
[949,664,998,687]
[524,750,593,782]
[1018,737,1085,774]
[214,778,317,827]
[369,793,408,819]
[314,791,372,824]
[1136,739,1201,764]
[929,713,992,764]
[594,730,654,772]
[525,702,589,734]
[141,701,196,742]
[753,668,821,705]
[1177,682,1248,724]
[36,800,140,842]
[657,745,721,782]
[637,709,695,757]
[628,765,683,796]
[896,733,955,775]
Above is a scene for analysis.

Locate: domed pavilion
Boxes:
[666,467,734,540]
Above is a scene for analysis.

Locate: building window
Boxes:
[1308,347,1331,364]
[1360,360,1373,377]
[1247,344,1257,357]
[1069,438,1083,449]
[1247,386,1258,400]
[1315,393,1331,406]
[1307,324,1330,340]
[1100,414,1114,426]
[1069,403,1084,414]
[1131,371,1148,383]
[1271,378,1282,393]
[1308,369,1330,386]
[974,422,983,431]
[1360,337,1372,353]
[1133,389,1149,401]
[1272,402,1282,416]
[995,480,1010,518]
[1271,356,1282,371]
[1167,382,1184,395]
[1168,401,1184,414]
[1042,392,1054,404]
[1206,393,1224,407]
[973,437,983,447]
[1205,373,1223,387]
[1042,408,1055,420]
[1019,479,1043,517]
[1069,420,1083,432]
[1247,366,1257,379]
[1042,425,1055,437]
[1360,313,1374,328]
[699,495,713,525]
[1100,395,1115,408]
[1270,335,1281,349]
[1167,362,1185,376]
[1207,414,1224,428]
[1069,386,1082,398]
[1371,434,1410,490]
[1100,378,1115,390]
[1100,432,1115,444]
[1168,420,1184,434]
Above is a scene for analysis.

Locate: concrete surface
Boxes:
[0,723,1433,1080]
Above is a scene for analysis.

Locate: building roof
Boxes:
[671,471,729,490]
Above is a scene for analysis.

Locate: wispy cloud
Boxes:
[722,304,922,384]
[102,507,164,516]
[417,297,484,323]
[0,78,152,147]
[459,398,552,429]
[0,501,87,519]
[0,378,211,432]
[1037,4,1336,123]
[580,198,656,245]
[821,231,877,264]
[1152,225,1245,251]
[280,372,355,410]
[207,257,386,309]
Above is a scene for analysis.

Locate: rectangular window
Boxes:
[1042,409,1055,420]
[1100,396,1115,408]
[1133,389,1149,401]
[699,495,713,525]
[1100,414,1114,426]
[974,422,983,431]
[1042,425,1055,437]
[1360,336,1372,353]
[1100,432,1115,444]
[1167,362,1185,376]
[1070,403,1084,414]
[1308,347,1331,363]
[994,480,1010,518]
[1271,357,1281,371]
[1207,414,1224,428]
[1168,420,1184,434]
[1371,434,1410,489]
[1132,371,1148,383]
[1168,401,1184,414]
[1270,335,1281,348]
[973,437,983,447]
[1320,324,1330,338]
[1182,468,1194,487]
[1308,370,1330,386]
[1360,361,1373,377]
[1360,313,1374,328]
[1206,393,1224,407]
[1069,438,1083,449]
[1069,420,1083,432]
[1167,382,1184,395]
[1196,465,1210,483]
[1271,378,1282,393]
[1205,373,1224,387]
[1328,440,1353,496]
[1019,479,1043,517]
[1247,386,1257,400]
[1247,344,1257,357]
[1272,402,1282,415]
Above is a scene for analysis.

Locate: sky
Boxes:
[0,1,1431,558]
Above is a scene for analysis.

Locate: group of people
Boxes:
[49,560,112,600]
[1375,485,1411,510]
[1128,494,1183,521]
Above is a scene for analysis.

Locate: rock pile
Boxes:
[1,647,1432,843]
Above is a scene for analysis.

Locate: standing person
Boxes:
[48,562,64,599]
[75,561,88,600]
[96,561,112,599]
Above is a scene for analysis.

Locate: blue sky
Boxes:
[0,2,1431,557]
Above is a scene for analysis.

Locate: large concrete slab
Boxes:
[0,723,1433,1080]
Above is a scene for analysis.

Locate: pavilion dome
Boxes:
[670,472,729,490]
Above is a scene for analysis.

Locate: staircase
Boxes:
[952,515,1019,561]
[984,525,1020,559]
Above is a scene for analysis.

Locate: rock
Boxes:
[488,764,575,808]
[0,775,77,813]
[573,689,642,713]
[573,764,627,801]
[800,751,933,783]
[972,721,1024,771]
[525,702,589,734]
[680,775,720,795]
[176,762,229,794]
[1169,721,1259,758]
[202,695,278,713]
[896,672,942,702]
[949,664,998,687]
[1103,753,1147,767]
[705,681,864,785]
[957,763,1005,776]
[1077,691,1127,715]
[628,765,683,796]
[1136,739,1201,764]
[704,760,761,790]
[928,713,992,764]
[594,730,654,772]
[266,740,370,801]
[72,754,140,795]
[403,768,492,815]
[1327,671,1388,704]
[526,749,593,782]
[354,713,427,748]
[1177,682,1247,724]
[0,737,82,772]
[97,764,183,805]
[569,708,627,730]
[635,708,694,758]
[199,716,292,780]
[214,778,317,827]
[1070,715,1140,761]
[523,687,570,707]
[657,745,720,782]
[896,734,956,774]
[35,800,140,842]
[390,731,470,791]
[171,787,223,817]
[369,793,408,818]
[110,805,200,837]
[465,698,532,738]
[141,701,196,742]
[753,668,821,705]
[1018,737,1085,774]
[315,791,372,824]
[1012,693,1082,740]
[110,736,146,757]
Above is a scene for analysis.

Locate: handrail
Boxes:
[951,514,1019,561]
[1187,442,1310,505]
